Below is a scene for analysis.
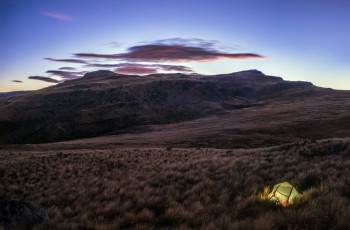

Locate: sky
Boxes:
[1,0,350,92]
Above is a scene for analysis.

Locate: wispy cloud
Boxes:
[12,80,23,83]
[104,42,123,48]
[86,63,193,73]
[28,76,61,83]
[85,63,124,68]
[152,38,219,48]
[59,67,76,70]
[155,64,193,72]
[75,38,265,62]
[116,67,158,75]
[44,58,86,64]
[46,70,87,80]
[42,11,73,21]
[84,62,194,75]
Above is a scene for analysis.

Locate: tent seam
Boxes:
[287,187,294,205]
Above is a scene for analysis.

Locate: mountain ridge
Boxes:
[0,70,349,146]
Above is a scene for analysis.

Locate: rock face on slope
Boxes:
[0,200,47,230]
[0,70,320,144]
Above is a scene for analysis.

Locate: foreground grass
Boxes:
[0,139,349,229]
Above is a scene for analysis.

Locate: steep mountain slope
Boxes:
[0,70,349,145]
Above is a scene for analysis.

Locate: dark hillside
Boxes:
[0,70,349,145]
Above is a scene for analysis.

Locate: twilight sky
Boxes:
[1,0,349,92]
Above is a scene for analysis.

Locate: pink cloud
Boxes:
[42,12,73,21]
[86,63,193,73]
[114,63,195,75]
[115,67,158,75]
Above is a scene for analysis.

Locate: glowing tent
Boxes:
[268,182,302,207]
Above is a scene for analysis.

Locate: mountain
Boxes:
[0,70,349,146]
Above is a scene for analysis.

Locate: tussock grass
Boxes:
[0,139,349,229]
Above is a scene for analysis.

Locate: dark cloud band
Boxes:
[28,76,61,83]
[44,58,87,64]
[75,44,264,62]
[46,70,87,80]
[59,67,76,70]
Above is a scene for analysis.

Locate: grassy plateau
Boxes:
[1,138,349,229]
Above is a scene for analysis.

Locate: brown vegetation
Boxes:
[1,138,349,229]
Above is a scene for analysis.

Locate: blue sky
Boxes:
[1,0,349,92]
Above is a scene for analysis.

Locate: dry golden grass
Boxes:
[0,139,349,229]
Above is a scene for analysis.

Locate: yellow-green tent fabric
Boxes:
[268,182,302,207]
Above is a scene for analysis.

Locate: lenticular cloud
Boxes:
[75,42,264,62]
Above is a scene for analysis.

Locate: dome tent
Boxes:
[268,182,302,207]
